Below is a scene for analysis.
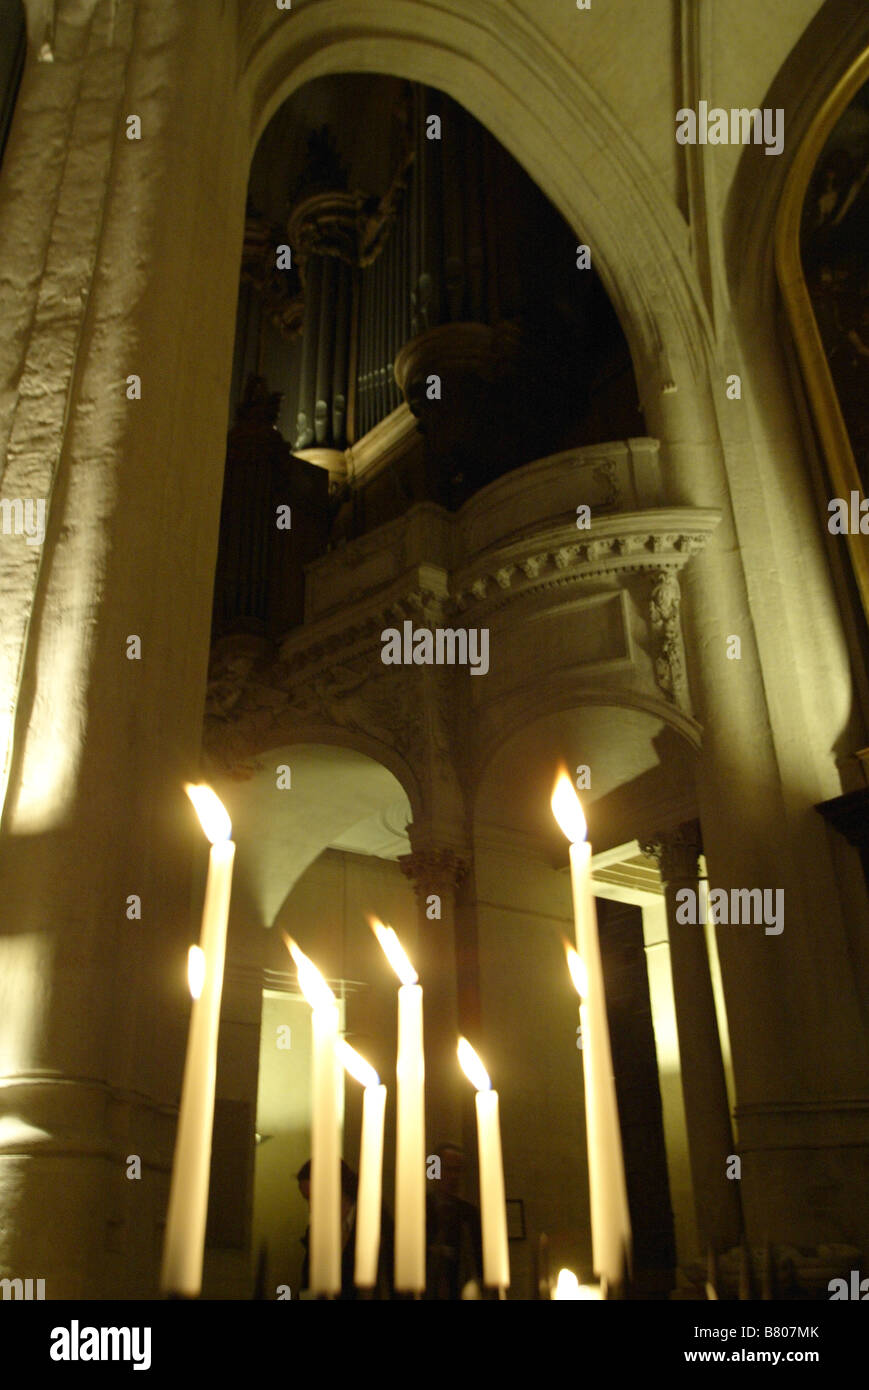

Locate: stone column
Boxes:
[398,843,468,1155]
[636,339,869,1254]
[0,0,249,1296]
[643,823,743,1252]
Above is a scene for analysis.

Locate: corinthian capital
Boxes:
[398,848,468,900]
[642,819,702,884]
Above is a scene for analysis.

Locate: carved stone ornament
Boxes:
[451,517,717,616]
[398,848,469,898]
[204,620,457,790]
[592,456,621,508]
[649,569,687,704]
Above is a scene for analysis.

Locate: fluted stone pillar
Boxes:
[643,823,743,1252]
[398,843,468,1154]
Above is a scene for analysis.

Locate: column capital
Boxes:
[642,819,702,884]
[398,847,468,900]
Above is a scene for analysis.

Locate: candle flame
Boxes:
[369,917,418,985]
[185,783,232,843]
[457,1036,491,1091]
[550,772,587,844]
[187,945,206,999]
[553,1268,581,1299]
[552,1268,601,1299]
[565,945,588,999]
[283,933,336,1011]
[337,1039,380,1088]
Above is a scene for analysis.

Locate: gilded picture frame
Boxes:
[775,48,869,623]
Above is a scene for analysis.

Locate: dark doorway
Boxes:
[598,897,677,1297]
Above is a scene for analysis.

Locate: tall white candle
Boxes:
[338,1041,386,1289]
[286,937,341,1295]
[458,1037,510,1290]
[397,981,425,1290]
[552,773,632,1292]
[161,784,236,1297]
[311,1003,341,1293]
[371,919,425,1293]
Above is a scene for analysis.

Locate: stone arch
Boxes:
[211,718,425,828]
[473,683,701,809]
[237,0,711,402]
[214,737,415,929]
[473,694,701,857]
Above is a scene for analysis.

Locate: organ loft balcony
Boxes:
[205,76,720,782]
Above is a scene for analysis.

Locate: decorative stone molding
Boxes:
[204,621,458,786]
[452,509,719,616]
[593,456,621,507]
[642,820,702,883]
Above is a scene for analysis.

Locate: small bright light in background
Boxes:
[369,917,418,985]
[337,1040,379,1089]
[565,945,588,999]
[187,945,205,999]
[283,933,337,1012]
[457,1037,491,1092]
[185,784,232,843]
[551,771,587,844]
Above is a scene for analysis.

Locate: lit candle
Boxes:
[338,1041,386,1289]
[161,784,236,1297]
[552,1268,603,1300]
[457,1037,510,1291]
[565,942,606,1272]
[286,936,341,1295]
[371,918,425,1292]
[552,772,632,1293]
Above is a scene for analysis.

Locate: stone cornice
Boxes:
[452,507,721,615]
